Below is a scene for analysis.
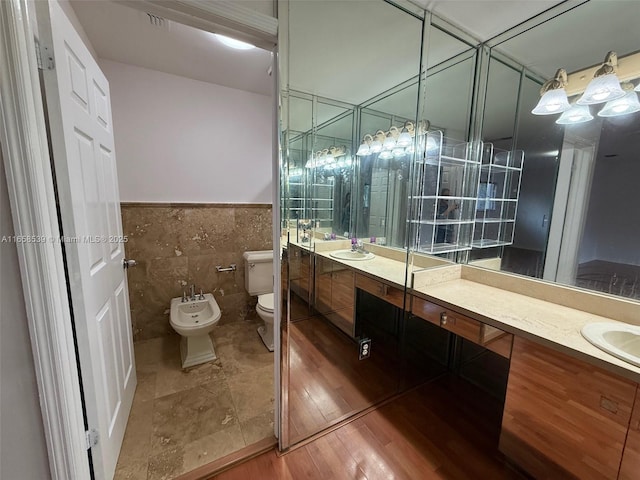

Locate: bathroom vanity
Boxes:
[292,239,640,479]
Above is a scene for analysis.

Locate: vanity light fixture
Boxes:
[215,34,255,50]
[531,68,571,115]
[425,133,439,152]
[392,148,406,158]
[577,51,625,105]
[370,131,384,153]
[555,103,593,125]
[382,132,396,151]
[356,142,369,156]
[396,127,412,147]
[597,83,640,117]
[356,134,373,156]
[369,140,383,153]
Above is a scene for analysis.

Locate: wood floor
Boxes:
[211,374,525,480]
[287,314,400,443]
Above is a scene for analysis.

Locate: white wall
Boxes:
[0,153,51,479]
[101,59,273,203]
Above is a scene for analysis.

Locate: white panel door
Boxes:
[41,2,136,479]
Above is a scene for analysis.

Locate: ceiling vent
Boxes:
[145,12,170,30]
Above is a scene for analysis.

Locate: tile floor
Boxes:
[114,317,275,480]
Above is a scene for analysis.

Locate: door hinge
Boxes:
[85,428,99,449]
[35,41,55,71]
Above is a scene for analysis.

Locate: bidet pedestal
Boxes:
[180,334,217,368]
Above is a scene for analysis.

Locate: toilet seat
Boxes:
[257,293,274,314]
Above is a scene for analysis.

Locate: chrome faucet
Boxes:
[353,240,367,254]
[190,284,196,301]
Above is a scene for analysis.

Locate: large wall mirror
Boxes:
[471,0,640,303]
[281,0,433,449]
[279,0,640,453]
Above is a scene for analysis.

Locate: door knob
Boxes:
[123,258,137,269]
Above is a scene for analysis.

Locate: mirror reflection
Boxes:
[280,0,640,453]
[475,0,640,301]
[283,0,433,447]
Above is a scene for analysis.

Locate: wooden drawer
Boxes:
[441,310,483,343]
[412,296,512,357]
[355,274,404,308]
[411,297,442,326]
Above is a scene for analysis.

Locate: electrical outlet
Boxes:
[359,338,371,360]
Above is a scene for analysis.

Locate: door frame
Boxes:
[0,1,91,478]
[0,1,278,478]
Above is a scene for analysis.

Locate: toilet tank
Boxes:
[243,250,274,296]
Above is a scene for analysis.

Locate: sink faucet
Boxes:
[351,240,367,253]
[190,284,196,301]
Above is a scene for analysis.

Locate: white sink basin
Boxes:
[581,322,640,368]
[329,249,375,261]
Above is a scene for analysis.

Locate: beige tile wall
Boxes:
[121,203,273,342]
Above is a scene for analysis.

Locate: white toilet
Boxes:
[243,250,274,352]
[169,293,221,368]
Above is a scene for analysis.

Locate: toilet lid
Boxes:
[258,293,274,313]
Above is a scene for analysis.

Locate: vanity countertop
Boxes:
[313,242,450,288]
[412,264,640,382]
[314,249,409,288]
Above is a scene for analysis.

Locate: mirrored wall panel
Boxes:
[281,0,431,448]
[471,1,640,303]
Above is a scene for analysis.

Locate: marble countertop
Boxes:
[314,249,409,288]
[412,265,640,382]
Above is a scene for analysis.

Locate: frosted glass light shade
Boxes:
[356,143,370,156]
[392,148,406,158]
[396,131,412,147]
[425,135,439,152]
[598,91,640,117]
[382,136,396,150]
[556,104,593,125]
[577,74,625,105]
[369,140,383,153]
[531,89,571,115]
[379,150,393,160]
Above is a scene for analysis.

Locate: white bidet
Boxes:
[170,293,221,368]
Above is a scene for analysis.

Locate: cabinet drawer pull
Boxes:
[440,311,448,326]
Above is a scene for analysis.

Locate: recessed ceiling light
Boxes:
[214,34,254,50]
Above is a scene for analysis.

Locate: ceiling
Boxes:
[70,0,274,96]
[69,1,640,108]
[70,0,570,100]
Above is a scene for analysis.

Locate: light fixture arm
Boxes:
[540,68,568,95]
[594,51,618,77]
